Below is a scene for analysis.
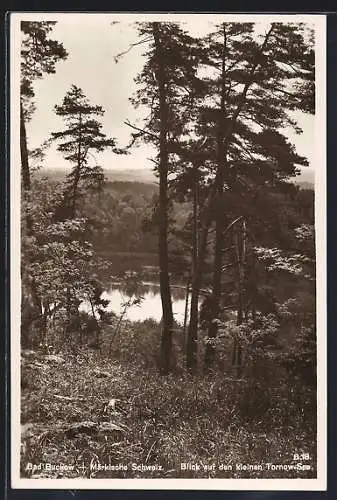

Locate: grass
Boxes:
[20,323,317,480]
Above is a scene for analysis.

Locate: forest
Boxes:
[19,19,317,479]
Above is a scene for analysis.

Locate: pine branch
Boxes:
[223,25,275,149]
[124,120,159,141]
[114,36,152,62]
[234,141,259,163]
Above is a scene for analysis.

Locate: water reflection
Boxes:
[109,281,187,301]
[82,282,189,324]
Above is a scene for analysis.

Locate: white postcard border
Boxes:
[10,12,327,491]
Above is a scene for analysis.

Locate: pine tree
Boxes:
[197,22,315,370]
[51,85,120,218]
[128,21,203,373]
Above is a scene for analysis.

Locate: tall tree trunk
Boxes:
[20,100,43,345]
[20,100,31,192]
[204,25,274,372]
[186,198,241,375]
[186,220,210,373]
[186,163,201,373]
[153,23,174,375]
[70,166,81,219]
[204,25,227,372]
[232,222,246,377]
[183,279,190,341]
[204,170,227,372]
[250,252,257,324]
[188,25,274,374]
[20,100,33,234]
[70,112,82,218]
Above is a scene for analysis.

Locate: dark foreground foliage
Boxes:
[21,322,316,480]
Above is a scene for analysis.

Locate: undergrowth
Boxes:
[20,322,316,479]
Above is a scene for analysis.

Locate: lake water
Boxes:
[81,282,190,324]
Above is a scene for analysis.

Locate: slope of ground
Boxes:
[20,334,316,480]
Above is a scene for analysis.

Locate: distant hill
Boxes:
[36,167,157,184]
[297,181,315,190]
[105,168,157,184]
[292,168,314,190]
[37,166,314,190]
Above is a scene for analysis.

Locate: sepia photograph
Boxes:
[10,13,326,490]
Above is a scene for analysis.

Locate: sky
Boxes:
[19,14,318,175]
